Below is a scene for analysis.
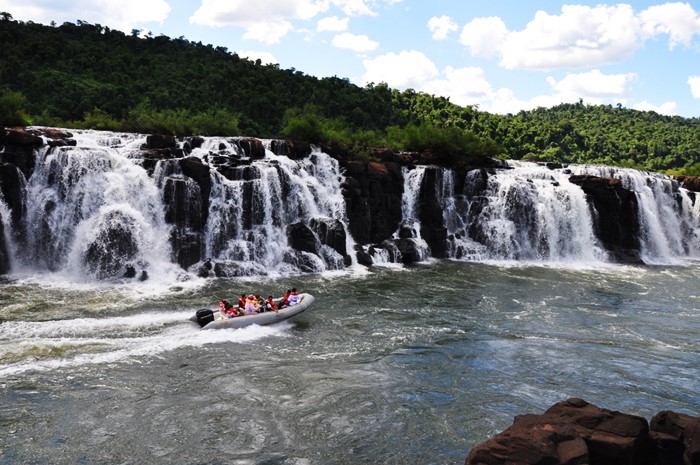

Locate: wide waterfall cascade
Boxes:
[1,129,356,281]
[570,165,700,264]
[446,163,607,263]
[3,128,700,279]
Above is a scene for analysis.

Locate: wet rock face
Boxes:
[418,167,448,258]
[568,175,642,264]
[286,222,318,255]
[310,217,349,262]
[0,217,9,274]
[465,398,700,465]
[342,160,404,245]
[82,210,140,280]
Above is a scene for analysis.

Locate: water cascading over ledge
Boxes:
[353,159,700,266]
[1,126,700,281]
[0,128,354,281]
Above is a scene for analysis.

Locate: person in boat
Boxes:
[287,288,300,306]
[219,299,240,317]
[244,295,257,315]
[264,295,278,313]
[254,293,265,313]
[238,294,246,311]
[280,289,292,308]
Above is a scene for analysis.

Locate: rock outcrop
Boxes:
[674,175,700,194]
[342,160,404,245]
[569,175,642,264]
[465,398,700,465]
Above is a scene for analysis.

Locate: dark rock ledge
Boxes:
[465,398,700,465]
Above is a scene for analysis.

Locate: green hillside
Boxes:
[1,14,699,173]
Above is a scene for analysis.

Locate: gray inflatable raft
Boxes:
[190,294,315,330]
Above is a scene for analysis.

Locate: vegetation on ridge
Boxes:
[0,14,699,173]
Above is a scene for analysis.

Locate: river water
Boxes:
[1,260,699,464]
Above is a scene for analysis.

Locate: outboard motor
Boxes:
[195,308,215,327]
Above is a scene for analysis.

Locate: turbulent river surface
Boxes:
[1,261,699,465]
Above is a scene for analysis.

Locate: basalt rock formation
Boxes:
[465,398,700,465]
[569,175,642,264]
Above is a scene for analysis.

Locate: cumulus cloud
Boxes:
[0,0,171,31]
[632,100,678,115]
[461,3,700,70]
[190,0,328,43]
[639,2,700,49]
[317,15,348,32]
[188,0,401,43]
[500,4,640,70]
[361,50,438,88]
[459,16,508,58]
[243,19,294,44]
[191,0,326,26]
[546,69,637,99]
[428,15,458,40]
[420,66,493,107]
[689,76,700,98]
[332,32,379,51]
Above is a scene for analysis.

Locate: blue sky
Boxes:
[2,0,700,117]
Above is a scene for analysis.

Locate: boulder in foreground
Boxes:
[465,398,700,465]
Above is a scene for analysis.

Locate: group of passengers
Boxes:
[218,288,300,318]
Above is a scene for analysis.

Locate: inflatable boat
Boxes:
[190,294,315,330]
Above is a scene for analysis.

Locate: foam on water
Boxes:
[0,310,295,378]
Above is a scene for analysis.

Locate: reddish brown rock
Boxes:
[466,398,656,465]
[650,411,700,465]
[4,127,43,146]
[673,176,700,193]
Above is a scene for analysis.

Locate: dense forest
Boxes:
[1,14,699,173]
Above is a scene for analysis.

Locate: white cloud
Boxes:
[243,19,294,44]
[639,2,700,49]
[361,50,438,88]
[237,50,279,65]
[459,16,507,58]
[317,15,348,32]
[500,4,641,70]
[689,76,700,98]
[419,67,492,107]
[191,0,326,25]
[546,69,637,99]
[332,32,379,52]
[190,0,328,43]
[331,0,375,16]
[427,15,458,40]
[632,101,678,115]
[0,0,171,32]
[461,3,700,71]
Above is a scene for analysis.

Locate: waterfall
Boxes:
[2,127,700,278]
[570,165,700,264]
[449,163,606,263]
[0,129,360,281]
[19,135,179,281]
[191,141,352,276]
